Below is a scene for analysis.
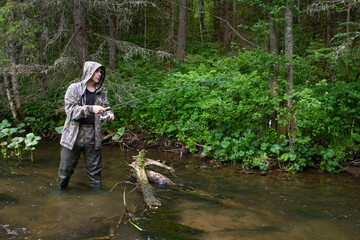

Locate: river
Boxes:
[1,141,360,239]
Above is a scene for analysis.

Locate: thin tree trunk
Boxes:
[166,1,175,70]
[268,17,279,97]
[9,63,24,120]
[285,0,294,102]
[8,43,24,120]
[39,51,47,92]
[324,6,332,79]
[175,0,187,62]
[231,0,236,55]
[345,0,351,82]
[268,5,279,130]
[325,8,332,48]
[108,15,117,72]
[166,0,175,53]
[73,0,90,66]
[38,18,48,92]
[213,0,221,45]
[198,0,205,46]
[144,6,147,48]
[222,2,232,51]
[190,0,194,55]
[285,0,294,150]
[3,73,18,122]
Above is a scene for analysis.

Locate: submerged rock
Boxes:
[0,193,17,204]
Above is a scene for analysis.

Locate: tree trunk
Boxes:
[108,15,117,72]
[144,5,147,48]
[268,2,280,130]
[198,0,205,46]
[268,15,279,98]
[190,0,194,54]
[175,0,187,62]
[3,73,18,122]
[8,43,24,120]
[9,63,24,120]
[284,0,294,150]
[39,23,48,92]
[324,6,332,78]
[285,1,294,99]
[213,0,221,43]
[231,0,236,55]
[166,0,175,53]
[345,0,351,82]
[222,2,232,51]
[166,1,175,70]
[325,8,332,48]
[73,0,90,66]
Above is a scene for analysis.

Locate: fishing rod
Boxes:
[101,68,258,120]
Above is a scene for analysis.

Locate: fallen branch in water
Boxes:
[129,149,180,207]
[129,150,162,207]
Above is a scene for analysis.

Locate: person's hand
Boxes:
[108,113,115,122]
[92,105,108,114]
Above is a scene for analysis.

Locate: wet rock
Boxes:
[259,171,267,176]
[239,171,256,175]
[345,166,360,177]
[0,193,17,204]
[199,165,209,170]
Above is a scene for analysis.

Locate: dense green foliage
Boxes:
[103,52,359,173]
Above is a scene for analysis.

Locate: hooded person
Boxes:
[58,61,115,190]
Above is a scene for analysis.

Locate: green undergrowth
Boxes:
[5,51,359,174]
[106,52,360,173]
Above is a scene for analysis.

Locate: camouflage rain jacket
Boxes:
[60,61,113,150]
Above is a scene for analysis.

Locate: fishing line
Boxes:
[106,67,259,110]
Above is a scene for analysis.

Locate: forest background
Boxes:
[1,0,359,173]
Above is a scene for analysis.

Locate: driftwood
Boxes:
[129,150,176,207]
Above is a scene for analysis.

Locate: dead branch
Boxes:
[129,150,161,207]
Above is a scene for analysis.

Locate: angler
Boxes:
[57,61,115,191]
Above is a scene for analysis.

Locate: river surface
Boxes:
[1,141,360,239]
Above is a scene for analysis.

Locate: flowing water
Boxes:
[1,141,360,239]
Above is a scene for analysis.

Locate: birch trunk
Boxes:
[3,73,18,122]
[9,63,24,120]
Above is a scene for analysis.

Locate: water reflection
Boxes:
[0,141,360,239]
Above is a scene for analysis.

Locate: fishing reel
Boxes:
[100,115,110,122]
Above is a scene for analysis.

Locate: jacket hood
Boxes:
[81,61,106,91]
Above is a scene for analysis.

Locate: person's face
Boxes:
[90,68,103,84]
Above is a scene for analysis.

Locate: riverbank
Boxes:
[48,134,360,178]
[101,131,360,178]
